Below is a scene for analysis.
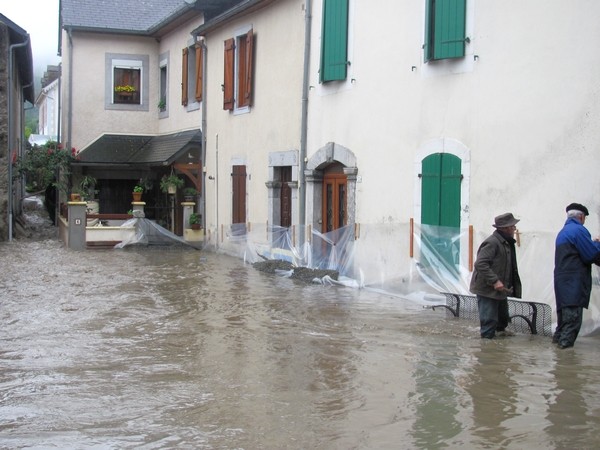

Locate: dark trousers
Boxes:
[477,295,510,338]
[553,306,583,347]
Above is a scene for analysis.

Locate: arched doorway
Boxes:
[305,142,357,234]
[322,162,347,233]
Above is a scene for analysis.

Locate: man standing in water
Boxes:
[553,203,600,349]
[470,213,522,339]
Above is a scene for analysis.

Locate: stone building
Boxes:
[0,13,35,241]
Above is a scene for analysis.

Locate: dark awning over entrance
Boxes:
[73,129,202,167]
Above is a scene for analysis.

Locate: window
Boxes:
[182,42,203,107]
[320,0,349,83]
[159,53,168,113]
[105,54,149,111]
[231,164,247,236]
[113,66,141,104]
[424,0,467,62]
[223,27,254,112]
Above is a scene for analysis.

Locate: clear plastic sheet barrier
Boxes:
[115,218,199,249]
[203,222,600,336]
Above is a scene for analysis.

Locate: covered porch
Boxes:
[69,129,204,236]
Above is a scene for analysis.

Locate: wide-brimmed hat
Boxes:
[566,203,589,216]
[493,212,520,228]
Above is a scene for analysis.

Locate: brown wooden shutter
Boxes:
[182,48,189,106]
[223,38,235,110]
[232,165,246,224]
[244,29,254,107]
[195,43,203,102]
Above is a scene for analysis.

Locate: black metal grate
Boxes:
[434,293,553,336]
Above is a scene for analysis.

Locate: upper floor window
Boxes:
[114,66,141,104]
[182,42,203,108]
[424,0,467,62]
[223,27,254,113]
[320,0,349,83]
[159,61,167,112]
[105,54,149,112]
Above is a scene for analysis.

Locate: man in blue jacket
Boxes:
[553,203,600,349]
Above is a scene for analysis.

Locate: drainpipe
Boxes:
[200,37,207,235]
[57,63,62,145]
[67,28,73,152]
[55,65,63,224]
[7,37,30,241]
[299,0,312,237]
[215,133,219,249]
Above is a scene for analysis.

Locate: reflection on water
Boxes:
[1,240,600,449]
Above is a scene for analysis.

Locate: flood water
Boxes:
[1,239,600,449]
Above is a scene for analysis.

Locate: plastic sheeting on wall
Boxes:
[204,221,600,337]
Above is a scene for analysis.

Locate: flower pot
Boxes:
[70,193,81,201]
[132,191,142,202]
[191,223,202,230]
[167,185,177,195]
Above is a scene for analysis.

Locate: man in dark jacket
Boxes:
[470,213,522,339]
[553,203,600,349]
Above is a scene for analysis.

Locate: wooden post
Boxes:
[409,218,414,258]
[469,225,474,271]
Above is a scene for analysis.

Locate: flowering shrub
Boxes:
[13,141,78,194]
[114,85,136,92]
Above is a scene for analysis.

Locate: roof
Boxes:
[60,0,245,37]
[192,0,278,36]
[75,129,202,167]
[0,14,35,103]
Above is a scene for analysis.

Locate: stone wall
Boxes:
[0,24,10,240]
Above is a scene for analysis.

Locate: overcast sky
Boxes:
[1,0,61,81]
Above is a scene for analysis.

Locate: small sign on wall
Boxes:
[75,219,81,226]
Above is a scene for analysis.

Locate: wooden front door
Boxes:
[232,165,246,225]
[322,163,347,233]
[280,166,292,228]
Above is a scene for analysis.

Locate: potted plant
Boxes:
[160,174,184,194]
[114,84,136,93]
[189,212,202,230]
[183,187,198,202]
[158,98,166,111]
[79,175,98,200]
[133,184,144,202]
[69,189,82,202]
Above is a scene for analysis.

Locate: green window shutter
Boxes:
[424,0,466,62]
[320,0,349,82]
[421,153,442,226]
[423,0,433,62]
[440,153,461,227]
[434,0,466,60]
[421,153,461,227]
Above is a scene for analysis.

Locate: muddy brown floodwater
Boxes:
[1,237,600,449]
